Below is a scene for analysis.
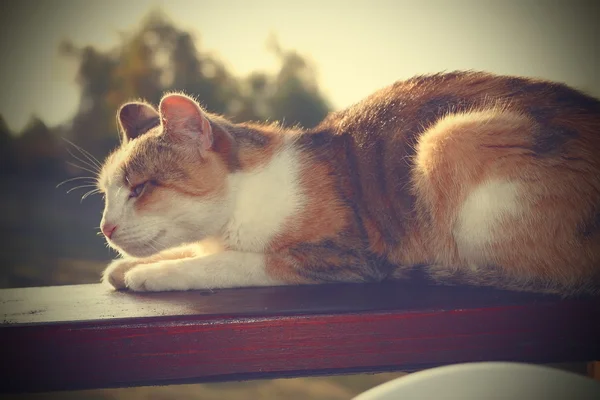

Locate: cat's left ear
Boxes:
[117,102,160,143]
[158,93,213,153]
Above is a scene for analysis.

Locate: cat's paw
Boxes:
[102,258,143,290]
[124,262,190,292]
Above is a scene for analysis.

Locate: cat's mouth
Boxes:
[149,229,167,242]
[112,229,168,257]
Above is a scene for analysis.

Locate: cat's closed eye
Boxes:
[129,181,148,198]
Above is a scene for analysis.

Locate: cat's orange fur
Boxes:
[99,71,600,295]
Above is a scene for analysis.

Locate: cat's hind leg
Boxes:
[411,108,600,295]
[422,263,594,296]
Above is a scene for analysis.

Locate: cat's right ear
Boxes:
[117,102,160,143]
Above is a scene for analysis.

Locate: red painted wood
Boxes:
[1,282,599,393]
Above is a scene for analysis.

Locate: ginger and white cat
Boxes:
[98,71,600,296]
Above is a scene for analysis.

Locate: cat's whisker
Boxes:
[82,187,101,197]
[66,161,100,177]
[65,146,100,175]
[81,188,101,202]
[63,138,102,172]
[145,236,161,248]
[146,241,160,254]
[63,138,103,170]
[66,184,98,194]
[56,176,97,188]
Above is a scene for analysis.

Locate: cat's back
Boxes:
[318,70,600,142]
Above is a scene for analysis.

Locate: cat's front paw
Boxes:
[124,262,191,292]
[102,258,143,290]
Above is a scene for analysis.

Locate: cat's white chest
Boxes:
[224,146,305,252]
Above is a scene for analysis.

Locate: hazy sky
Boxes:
[0,0,598,132]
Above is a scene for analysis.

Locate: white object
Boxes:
[353,362,600,400]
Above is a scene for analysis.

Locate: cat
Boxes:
[98,70,600,296]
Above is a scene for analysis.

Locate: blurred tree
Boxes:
[265,36,331,128]
[15,117,60,177]
[49,9,331,173]
[58,10,242,159]
[59,42,120,159]
[232,39,331,128]
[232,72,272,123]
[167,30,238,114]
[0,115,17,175]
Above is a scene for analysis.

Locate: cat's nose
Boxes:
[101,223,117,239]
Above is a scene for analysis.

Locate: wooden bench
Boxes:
[1,281,599,394]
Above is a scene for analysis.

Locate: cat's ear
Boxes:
[117,102,160,143]
[158,93,213,152]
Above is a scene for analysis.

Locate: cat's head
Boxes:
[98,93,235,257]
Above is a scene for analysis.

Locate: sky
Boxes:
[0,0,598,132]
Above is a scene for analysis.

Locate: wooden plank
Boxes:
[1,282,599,393]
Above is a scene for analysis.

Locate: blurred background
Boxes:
[0,0,598,398]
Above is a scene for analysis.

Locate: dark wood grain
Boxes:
[1,282,599,393]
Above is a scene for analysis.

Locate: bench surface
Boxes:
[1,282,599,393]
